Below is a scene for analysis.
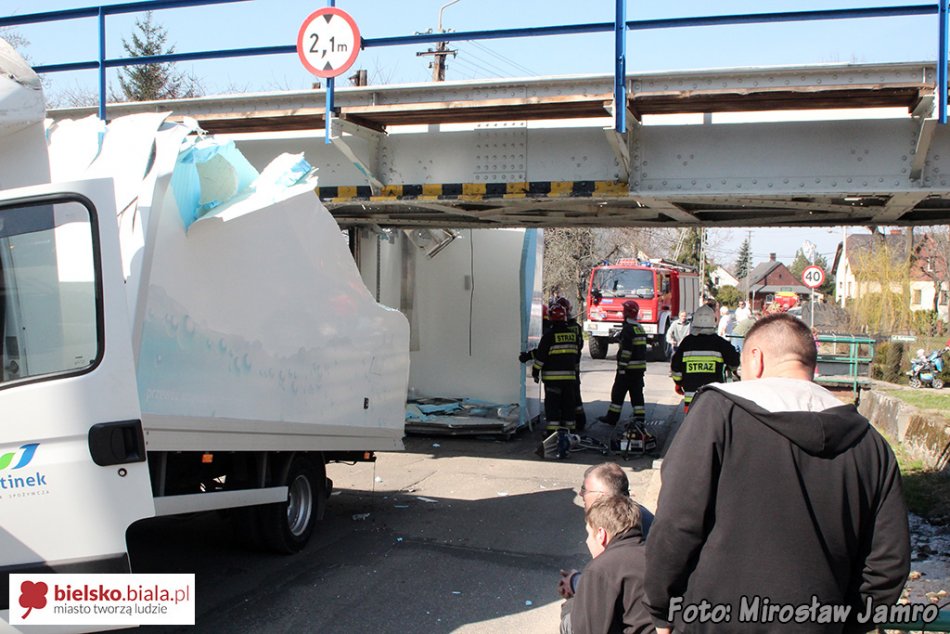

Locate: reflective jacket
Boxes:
[532,322,580,382]
[617,319,647,373]
[670,333,740,404]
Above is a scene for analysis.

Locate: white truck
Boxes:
[0,38,409,625]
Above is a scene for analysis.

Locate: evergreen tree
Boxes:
[118,12,201,101]
[789,248,811,280]
[789,248,835,296]
[675,228,713,295]
[734,237,752,280]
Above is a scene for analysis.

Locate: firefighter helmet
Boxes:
[691,305,717,334]
[622,300,640,319]
[548,304,568,322]
[553,296,573,317]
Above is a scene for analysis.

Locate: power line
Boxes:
[455,44,517,77]
[451,55,498,79]
[466,39,538,76]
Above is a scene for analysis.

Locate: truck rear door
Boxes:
[0,180,153,620]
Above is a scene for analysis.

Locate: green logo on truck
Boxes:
[0,443,39,470]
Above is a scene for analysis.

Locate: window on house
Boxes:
[913,289,923,304]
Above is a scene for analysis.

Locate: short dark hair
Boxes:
[744,313,817,369]
[586,494,640,537]
[584,462,629,496]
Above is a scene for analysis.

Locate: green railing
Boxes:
[814,334,876,393]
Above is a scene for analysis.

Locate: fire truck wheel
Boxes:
[588,336,608,359]
[259,455,325,553]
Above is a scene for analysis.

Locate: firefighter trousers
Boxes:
[543,381,577,431]
[603,371,645,425]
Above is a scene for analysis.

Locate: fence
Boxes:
[815,334,876,393]
[2,1,950,136]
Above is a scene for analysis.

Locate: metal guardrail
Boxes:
[731,333,875,392]
[814,334,876,393]
[2,1,950,134]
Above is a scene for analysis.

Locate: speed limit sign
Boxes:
[802,265,826,289]
[296,7,361,78]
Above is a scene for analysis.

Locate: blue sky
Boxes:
[0,0,940,266]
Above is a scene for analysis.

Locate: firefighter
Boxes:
[532,303,580,435]
[553,296,587,431]
[598,300,647,427]
[670,304,740,413]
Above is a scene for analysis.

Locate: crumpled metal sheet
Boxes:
[405,397,521,437]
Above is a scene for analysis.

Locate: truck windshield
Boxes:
[592,269,655,299]
[0,200,100,386]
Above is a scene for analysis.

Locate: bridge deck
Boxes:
[49,62,950,229]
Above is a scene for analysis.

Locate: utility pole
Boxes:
[699,229,707,302]
[429,41,454,82]
[416,0,460,82]
[746,228,752,306]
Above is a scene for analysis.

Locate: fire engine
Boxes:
[583,258,701,359]
[766,291,800,313]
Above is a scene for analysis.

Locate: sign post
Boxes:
[801,265,826,328]
[297,7,361,143]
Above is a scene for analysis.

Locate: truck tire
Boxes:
[588,336,608,359]
[259,455,325,553]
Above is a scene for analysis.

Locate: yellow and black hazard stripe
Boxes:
[316,180,627,203]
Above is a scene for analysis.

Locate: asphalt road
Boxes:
[124,352,682,633]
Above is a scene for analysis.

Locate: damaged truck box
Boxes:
[0,37,409,629]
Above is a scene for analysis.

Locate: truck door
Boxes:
[0,180,153,618]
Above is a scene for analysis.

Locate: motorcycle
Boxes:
[907,348,947,389]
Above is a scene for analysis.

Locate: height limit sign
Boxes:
[297,7,361,78]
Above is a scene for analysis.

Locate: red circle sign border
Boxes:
[802,265,825,289]
[296,7,361,78]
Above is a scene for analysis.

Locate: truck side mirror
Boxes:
[591,289,602,305]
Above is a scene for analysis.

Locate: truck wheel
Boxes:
[259,455,325,553]
[588,336,608,359]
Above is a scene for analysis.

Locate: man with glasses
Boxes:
[558,463,654,605]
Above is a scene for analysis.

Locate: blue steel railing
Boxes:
[1,1,950,138]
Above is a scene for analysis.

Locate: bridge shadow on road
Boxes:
[120,394,681,633]
[124,484,597,633]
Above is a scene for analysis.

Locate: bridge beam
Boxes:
[329,116,384,193]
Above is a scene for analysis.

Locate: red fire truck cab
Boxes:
[583,259,701,360]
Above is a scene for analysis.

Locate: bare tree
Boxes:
[911,226,950,329]
[542,226,680,311]
[46,82,100,108]
[0,27,29,53]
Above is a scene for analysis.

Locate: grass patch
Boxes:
[882,389,950,417]
[892,445,950,525]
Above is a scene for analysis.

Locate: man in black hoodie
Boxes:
[566,494,654,634]
[644,313,910,633]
